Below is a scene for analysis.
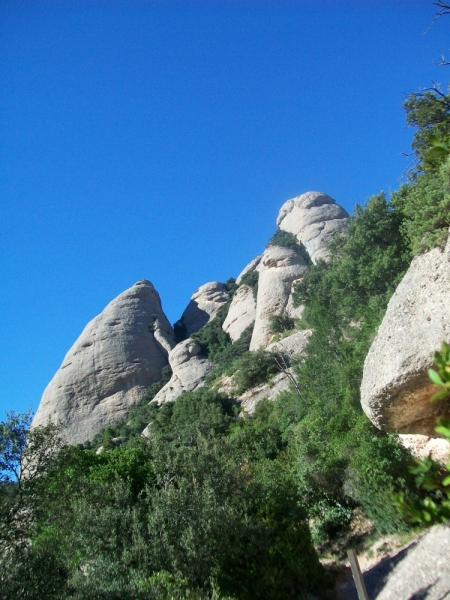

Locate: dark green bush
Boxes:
[268,312,295,334]
[267,229,311,264]
[239,270,259,299]
[233,349,282,394]
[391,158,450,253]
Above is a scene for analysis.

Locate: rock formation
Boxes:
[32,280,175,445]
[236,255,262,284]
[267,329,312,357]
[277,191,349,263]
[361,237,450,437]
[250,245,308,350]
[150,339,213,405]
[222,285,256,342]
[175,281,229,337]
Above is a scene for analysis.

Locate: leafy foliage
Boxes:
[403,86,450,172]
[238,270,259,298]
[267,229,311,264]
[391,159,450,253]
[268,312,295,334]
[233,349,283,394]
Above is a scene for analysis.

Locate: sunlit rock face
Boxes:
[222,285,256,342]
[150,338,213,405]
[361,235,450,437]
[33,280,175,445]
[250,246,308,350]
[276,191,349,263]
[175,281,229,337]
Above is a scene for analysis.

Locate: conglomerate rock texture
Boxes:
[361,236,450,437]
[32,280,175,445]
[150,339,213,405]
[277,191,349,263]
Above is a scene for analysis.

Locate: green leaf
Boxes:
[441,475,450,487]
[428,369,444,386]
[430,390,450,403]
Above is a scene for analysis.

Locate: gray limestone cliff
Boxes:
[32,280,175,445]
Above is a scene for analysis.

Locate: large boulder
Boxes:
[150,339,213,405]
[175,281,229,337]
[32,280,175,445]
[222,285,256,342]
[250,246,308,350]
[361,238,450,437]
[277,191,349,263]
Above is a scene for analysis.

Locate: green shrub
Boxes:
[391,158,450,253]
[268,312,295,334]
[233,349,282,394]
[239,270,259,298]
[267,229,311,264]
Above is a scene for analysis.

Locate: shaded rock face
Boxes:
[361,238,450,437]
[176,282,229,337]
[250,246,308,350]
[33,280,175,445]
[222,285,256,342]
[277,191,349,263]
[151,339,213,405]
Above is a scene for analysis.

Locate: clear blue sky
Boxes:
[1,0,448,418]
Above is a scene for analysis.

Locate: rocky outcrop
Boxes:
[175,281,229,337]
[222,285,256,342]
[33,280,175,445]
[361,238,450,437]
[399,434,450,464]
[225,371,293,415]
[268,330,312,357]
[277,191,349,263]
[236,255,262,284]
[250,246,308,350]
[151,339,213,405]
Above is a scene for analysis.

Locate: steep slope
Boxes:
[32,280,175,444]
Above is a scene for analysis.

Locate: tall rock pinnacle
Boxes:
[32,280,175,445]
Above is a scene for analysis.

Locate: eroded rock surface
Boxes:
[222,285,256,342]
[176,281,229,337]
[236,255,262,284]
[250,246,308,350]
[151,339,213,405]
[277,191,349,263]
[361,238,450,436]
[33,280,175,445]
[268,330,312,357]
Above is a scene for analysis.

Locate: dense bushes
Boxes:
[0,405,328,599]
[233,349,283,394]
[267,229,311,264]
